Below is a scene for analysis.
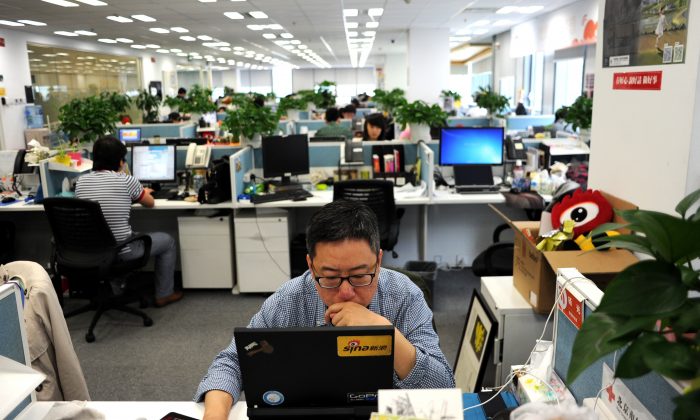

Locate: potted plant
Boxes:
[473,85,509,126]
[164,84,216,125]
[568,188,700,419]
[277,95,308,121]
[441,90,462,115]
[58,95,119,144]
[315,81,337,109]
[394,100,447,142]
[222,99,278,147]
[372,88,408,116]
[135,89,161,123]
[557,94,592,142]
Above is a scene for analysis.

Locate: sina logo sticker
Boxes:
[348,339,361,349]
[263,390,284,405]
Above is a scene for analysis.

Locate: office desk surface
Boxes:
[0,199,232,212]
[235,189,430,208]
[432,190,506,204]
[24,401,248,420]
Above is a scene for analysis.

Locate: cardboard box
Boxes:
[490,191,639,313]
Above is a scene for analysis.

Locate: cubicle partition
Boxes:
[506,115,555,131]
[115,122,197,139]
[294,119,352,135]
[446,117,490,127]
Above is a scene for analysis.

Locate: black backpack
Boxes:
[198,156,231,204]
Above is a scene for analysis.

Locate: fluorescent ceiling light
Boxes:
[97,38,118,43]
[237,62,243,67]
[247,24,263,30]
[198,0,217,2]
[75,0,107,4]
[345,22,358,29]
[42,0,79,6]
[249,11,268,19]
[280,33,293,39]
[220,47,231,51]
[176,52,188,56]
[0,20,24,26]
[496,6,517,14]
[170,48,183,52]
[156,49,169,53]
[180,36,196,41]
[347,31,358,37]
[366,21,379,29]
[149,27,170,34]
[233,46,245,50]
[55,31,79,36]
[368,8,383,17]
[132,14,156,22]
[131,44,147,49]
[17,20,47,26]
[234,51,243,55]
[268,24,283,30]
[493,19,511,27]
[197,35,213,40]
[145,44,160,48]
[170,27,189,33]
[55,52,69,56]
[521,6,544,14]
[362,31,376,37]
[343,9,358,17]
[263,33,276,39]
[298,45,307,49]
[224,12,244,19]
[290,40,301,45]
[228,59,236,65]
[75,30,97,36]
[107,15,132,23]
[472,20,490,27]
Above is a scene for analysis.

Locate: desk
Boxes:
[22,401,248,420]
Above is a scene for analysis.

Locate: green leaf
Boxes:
[587,222,628,237]
[680,267,700,290]
[568,312,635,382]
[675,188,700,219]
[597,261,686,316]
[594,234,655,256]
[673,300,700,333]
[623,211,700,264]
[615,333,665,378]
[674,389,700,420]
[643,340,700,379]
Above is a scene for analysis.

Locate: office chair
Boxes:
[333,180,405,258]
[42,197,154,343]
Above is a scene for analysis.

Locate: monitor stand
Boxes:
[269,176,303,192]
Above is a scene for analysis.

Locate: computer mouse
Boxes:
[2,196,16,203]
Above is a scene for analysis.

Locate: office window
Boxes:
[553,57,584,111]
[292,68,375,105]
[239,70,273,94]
[28,43,142,129]
[530,53,545,114]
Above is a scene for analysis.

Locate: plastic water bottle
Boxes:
[513,160,524,182]
[529,171,540,192]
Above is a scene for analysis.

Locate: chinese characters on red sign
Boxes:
[613,71,663,90]
[558,288,583,329]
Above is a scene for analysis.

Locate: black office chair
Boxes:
[43,197,154,343]
[333,180,405,258]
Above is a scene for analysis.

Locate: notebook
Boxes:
[235,326,395,419]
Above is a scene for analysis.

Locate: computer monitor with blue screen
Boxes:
[118,128,141,143]
[262,134,310,186]
[439,127,504,166]
[130,144,176,192]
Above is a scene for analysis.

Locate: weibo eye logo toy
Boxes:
[551,189,613,237]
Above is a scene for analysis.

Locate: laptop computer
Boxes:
[235,326,395,419]
[454,165,499,194]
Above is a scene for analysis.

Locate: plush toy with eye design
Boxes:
[550,189,613,237]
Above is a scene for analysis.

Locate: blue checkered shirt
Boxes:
[194,268,455,402]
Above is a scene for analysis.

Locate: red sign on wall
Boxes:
[613,71,662,90]
[558,288,583,329]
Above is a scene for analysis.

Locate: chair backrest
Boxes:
[332,180,396,243]
[42,197,118,270]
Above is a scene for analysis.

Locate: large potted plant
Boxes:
[58,95,119,144]
[394,100,447,142]
[557,94,593,143]
[222,100,278,147]
[135,89,161,123]
[314,80,337,109]
[372,88,407,116]
[164,84,216,125]
[568,188,700,419]
[473,85,509,126]
[277,95,308,121]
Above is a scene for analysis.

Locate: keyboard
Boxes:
[455,186,500,194]
[151,190,179,200]
[250,189,313,204]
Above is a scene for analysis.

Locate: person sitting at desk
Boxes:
[340,104,356,119]
[75,136,184,308]
[315,107,354,139]
[167,112,182,123]
[363,112,387,141]
[195,200,455,419]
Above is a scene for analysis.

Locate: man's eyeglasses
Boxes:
[311,261,378,289]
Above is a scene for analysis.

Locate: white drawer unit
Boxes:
[177,215,235,289]
[234,208,291,293]
[480,276,552,387]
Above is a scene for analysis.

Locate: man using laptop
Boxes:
[195,200,455,419]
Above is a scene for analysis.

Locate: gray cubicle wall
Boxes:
[0,286,32,419]
[116,123,197,139]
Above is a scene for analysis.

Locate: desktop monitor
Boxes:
[235,326,394,419]
[130,144,177,187]
[118,128,142,143]
[439,127,504,166]
[262,134,310,184]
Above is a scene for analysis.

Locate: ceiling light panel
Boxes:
[55,31,79,36]
[149,27,170,34]
[368,8,383,17]
[75,30,97,36]
[366,21,378,29]
[249,11,268,19]
[263,33,276,39]
[132,14,156,22]
[97,38,118,43]
[170,27,189,32]
[343,9,358,17]
[17,20,47,26]
[180,36,196,41]
[224,12,244,19]
[74,0,107,5]
[107,15,132,23]
[42,0,79,7]
[0,20,24,26]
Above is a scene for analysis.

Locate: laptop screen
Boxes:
[235,326,394,415]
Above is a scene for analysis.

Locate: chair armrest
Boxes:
[115,234,153,266]
[493,223,511,243]
[483,242,514,273]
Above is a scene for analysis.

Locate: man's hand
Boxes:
[138,188,155,208]
[202,390,233,420]
[143,187,154,196]
[325,302,391,327]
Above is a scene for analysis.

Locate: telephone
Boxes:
[185,143,211,168]
[506,136,527,160]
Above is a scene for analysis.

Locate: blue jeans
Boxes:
[118,232,176,299]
